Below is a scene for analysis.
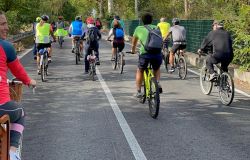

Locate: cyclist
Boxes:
[111,15,125,30]
[32,17,41,60]
[83,17,101,73]
[95,17,102,30]
[166,18,186,72]
[35,15,56,74]
[130,12,163,98]
[0,11,36,160]
[55,16,68,44]
[69,16,85,55]
[198,20,234,81]
[106,19,125,61]
[157,17,170,52]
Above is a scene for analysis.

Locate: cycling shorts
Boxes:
[138,53,162,70]
[112,41,124,52]
[37,43,51,51]
[171,44,186,54]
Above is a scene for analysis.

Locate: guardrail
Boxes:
[7,31,34,43]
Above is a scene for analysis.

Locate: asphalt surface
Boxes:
[16,36,250,160]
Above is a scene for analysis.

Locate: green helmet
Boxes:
[36,17,41,22]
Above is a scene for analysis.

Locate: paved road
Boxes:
[17,36,250,160]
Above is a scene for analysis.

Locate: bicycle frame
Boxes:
[143,66,154,98]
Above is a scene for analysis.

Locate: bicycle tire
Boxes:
[178,56,187,79]
[140,79,146,104]
[112,52,118,70]
[163,49,170,71]
[16,134,23,158]
[40,56,46,82]
[90,64,95,81]
[148,77,160,119]
[200,66,213,95]
[75,48,79,65]
[59,36,63,48]
[218,72,234,106]
[120,53,125,74]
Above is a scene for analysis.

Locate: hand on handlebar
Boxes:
[29,79,37,88]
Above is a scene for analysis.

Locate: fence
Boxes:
[7,31,34,43]
[120,20,213,52]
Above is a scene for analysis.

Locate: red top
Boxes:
[0,40,31,104]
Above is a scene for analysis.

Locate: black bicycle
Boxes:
[73,37,81,65]
[38,48,49,82]
[199,52,234,105]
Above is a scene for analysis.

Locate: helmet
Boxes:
[36,17,41,22]
[41,15,49,21]
[172,18,180,25]
[114,15,120,20]
[86,17,94,24]
[75,16,81,21]
[58,16,63,20]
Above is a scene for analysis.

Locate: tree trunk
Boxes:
[108,0,113,14]
[98,0,104,18]
[184,0,188,19]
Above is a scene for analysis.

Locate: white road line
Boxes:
[17,48,32,59]
[187,68,250,98]
[96,68,147,160]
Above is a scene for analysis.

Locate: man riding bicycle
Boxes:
[0,11,36,160]
[69,16,85,55]
[107,19,125,61]
[130,12,163,98]
[198,20,234,81]
[157,17,170,51]
[83,17,101,73]
[35,15,56,74]
[55,16,68,44]
[166,18,186,72]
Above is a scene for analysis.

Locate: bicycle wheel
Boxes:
[163,49,170,71]
[16,134,23,158]
[140,79,146,104]
[148,77,160,119]
[59,36,63,48]
[40,56,46,82]
[200,66,213,95]
[119,53,125,74]
[89,63,95,81]
[112,52,118,70]
[177,56,187,79]
[75,48,79,65]
[218,72,234,106]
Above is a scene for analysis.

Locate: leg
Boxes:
[206,55,219,74]
[221,57,233,73]
[84,45,91,73]
[136,68,144,92]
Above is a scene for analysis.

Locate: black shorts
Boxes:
[113,41,125,52]
[138,53,162,70]
[171,44,186,54]
[37,43,51,51]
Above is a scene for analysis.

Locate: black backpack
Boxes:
[141,25,163,53]
[87,27,98,43]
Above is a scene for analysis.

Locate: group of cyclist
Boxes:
[0,9,234,160]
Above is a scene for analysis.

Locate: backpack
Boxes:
[142,25,163,53]
[113,28,124,39]
[87,27,98,43]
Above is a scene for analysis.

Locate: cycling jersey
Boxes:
[69,20,84,36]
[35,23,51,43]
[157,22,170,39]
[169,25,186,44]
[0,39,31,104]
[133,24,159,55]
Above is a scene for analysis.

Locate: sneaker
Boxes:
[136,92,143,99]
[96,60,100,65]
[9,151,21,160]
[209,73,217,81]
[37,70,41,75]
[158,83,163,94]
[168,66,175,73]
[111,58,115,61]
[48,58,52,63]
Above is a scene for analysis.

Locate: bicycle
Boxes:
[108,40,125,74]
[164,49,187,79]
[58,36,63,48]
[126,51,160,119]
[87,49,97,81]
[199,52,235,105]
[73,37,82,65]
[38,47,49,82]
[162,40,170,71]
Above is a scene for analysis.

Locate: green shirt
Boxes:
[133,24,157,55]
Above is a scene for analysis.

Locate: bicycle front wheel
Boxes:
[178,56,187,79]
[148,77,160,119]
[200,66,213,95]
[218,72,234,106]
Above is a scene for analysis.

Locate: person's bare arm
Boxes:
[131,36,138,54]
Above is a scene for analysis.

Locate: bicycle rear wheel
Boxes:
[163,49,170,71]
[218,72,234,105]
[119,53,125,74]
[148,77,160,119]
[178,56,187,79]
[89,63,96,81]
[112,52,118,70]
[40,56,46,82]
[200,66,213,95]
[75,48,79,65]
[59,36,63,48]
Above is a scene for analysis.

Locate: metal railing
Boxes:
[7,31,34,43]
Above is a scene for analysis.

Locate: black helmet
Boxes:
[114,15,120,20]
[75,16,81,21]
[172,18,180,25]
[41,15,49,21]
